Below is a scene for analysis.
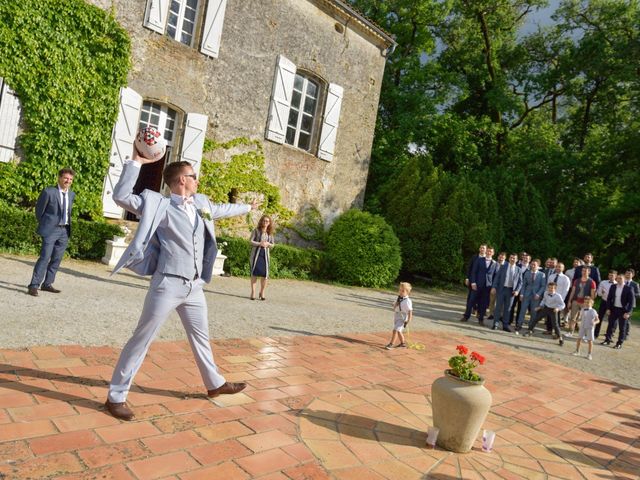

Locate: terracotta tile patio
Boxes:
[1,330,639,479]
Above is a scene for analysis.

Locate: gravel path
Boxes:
[1,253,638,387]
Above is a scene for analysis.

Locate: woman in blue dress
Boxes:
[249,215,275,300]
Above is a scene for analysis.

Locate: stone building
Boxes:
[1,0,395,227]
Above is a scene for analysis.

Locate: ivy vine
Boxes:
[0,0,130,218]
[199,137,294,232]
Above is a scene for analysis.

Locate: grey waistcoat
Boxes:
[154,204,204,280]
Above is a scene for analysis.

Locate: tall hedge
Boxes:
[0,200,122,260]
[0,0,130,218]
[325,210,401,287]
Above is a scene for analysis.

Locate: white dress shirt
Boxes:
[613,285,624,308]
[170,193,196,226]
[597,280,615,301]
[547,272,570,299]
[58,187,70,225]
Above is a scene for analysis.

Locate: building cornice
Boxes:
[315,0,397,51]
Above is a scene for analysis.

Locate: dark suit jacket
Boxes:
[470,256,496,288]
[35,186,75,237]
[607,284,636,314]
[626,280,640,299]
[574,265,601,285]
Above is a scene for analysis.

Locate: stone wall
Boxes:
[89,0,389,226]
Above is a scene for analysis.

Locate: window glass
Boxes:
[284,73,320,152]
[165,0,198,46]
[140,101,178,146]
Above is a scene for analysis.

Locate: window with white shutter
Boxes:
[0,78,22,163]
[284,73,320,152]
[143,0,170,34]
[265,55,297,144]
[200,0,227,58]
[318,83,343,162]
[179,113,208,176]
[102,87,143,218]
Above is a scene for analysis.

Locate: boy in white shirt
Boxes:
[572,297,599,360]
[385,282,413,349]
[524,282,565,345]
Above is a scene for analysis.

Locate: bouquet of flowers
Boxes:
[448,345,486,382]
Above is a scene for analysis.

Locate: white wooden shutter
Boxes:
[144,0,169,34]
[0,78,21,163]
[179,113,208,176]
[200,0,227,58]
[318,83,343,161]
[102,87,143,218]
[265,55,296,144]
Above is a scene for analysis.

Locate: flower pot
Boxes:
[431,369,492,453]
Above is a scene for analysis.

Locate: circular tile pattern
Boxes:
[299,389,607,479]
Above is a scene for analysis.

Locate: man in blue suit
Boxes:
[105,150,258,421]
[602,273,636,349]
[27,168,76,296]
[461,246,497,325]
[492,253,523,332]
[515,259,547,333]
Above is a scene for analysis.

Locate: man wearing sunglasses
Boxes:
[105,148,258,421]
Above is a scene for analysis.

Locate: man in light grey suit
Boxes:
[105,151,258,420]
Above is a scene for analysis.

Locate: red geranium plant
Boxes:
[448,345,486,382]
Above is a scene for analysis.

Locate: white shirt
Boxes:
[58,187,69,225]
[566,268,576,281]
[547,272,570,298]
[613,285,624,308]
[597,280,615,300]
[580,308,598,329]
[541,292,565,310]
[170,193,196,226]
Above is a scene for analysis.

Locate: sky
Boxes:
[521,0,562,35]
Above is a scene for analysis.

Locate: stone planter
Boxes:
[431,369,492,453]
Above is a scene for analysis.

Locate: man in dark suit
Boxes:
[461,243,486,321]
[601,274,636,349]
[573,253,601,286]
[461,246,497,325]
[27,168,75,296]
[622,268,639,340]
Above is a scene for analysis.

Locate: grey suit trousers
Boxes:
[108,273,226,403]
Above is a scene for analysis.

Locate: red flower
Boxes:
[471,351,485,365]
[456,345,469,355]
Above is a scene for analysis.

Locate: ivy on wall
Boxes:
[0,0,130,218]
[199,137,294,232]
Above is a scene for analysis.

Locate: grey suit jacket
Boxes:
[35,186,75,237]
[111,162,250,283]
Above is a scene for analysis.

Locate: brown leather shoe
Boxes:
[207,381,247,398]
[41,285,61,293]
[105,400,135,421]
[28,287,39,297]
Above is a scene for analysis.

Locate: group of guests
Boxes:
[461,245,638,355]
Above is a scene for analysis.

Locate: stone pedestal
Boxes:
[101,237,128,267]
[213,252,227,276]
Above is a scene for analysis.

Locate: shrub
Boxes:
[218,236,251,277]
[0,200,122,259]
[325,209,401,287]
[217,235,325,280]
[270,243,325,280]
